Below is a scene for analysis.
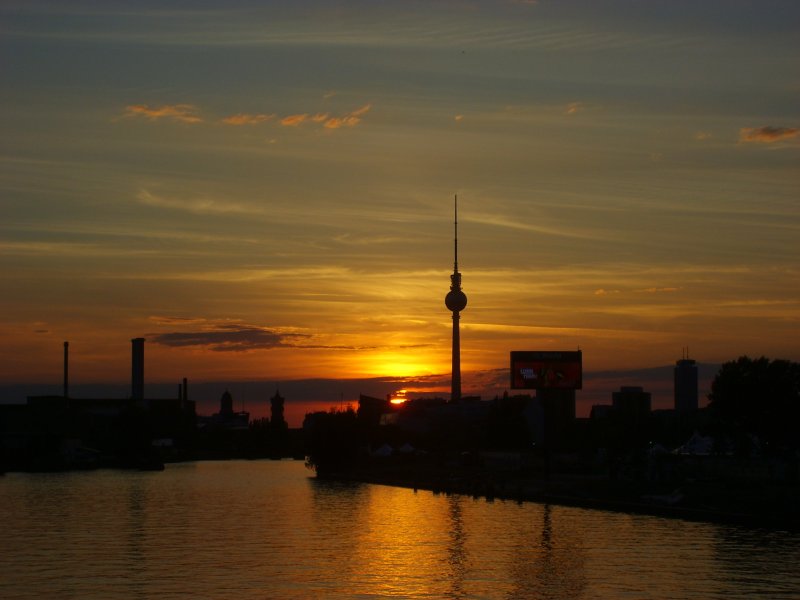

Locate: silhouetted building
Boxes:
[612,386,651,417]
[3,340,195,471]
[674,355,698,412]
[536,388,576,450]
[131,337,145,401]
[590,404,613,419]
[205,389,249,430]
[508,351,582,450]
[219,389,234,417]
[270,390,287,432]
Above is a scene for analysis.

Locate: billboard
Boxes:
[510,350,582,390]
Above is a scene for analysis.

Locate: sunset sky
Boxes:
[2,1,798,420]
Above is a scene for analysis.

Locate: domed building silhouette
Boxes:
[210,389,249,429]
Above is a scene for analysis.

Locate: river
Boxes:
[1,460,798,599]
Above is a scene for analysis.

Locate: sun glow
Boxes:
[389,389,408,405]
[359,350,444,379]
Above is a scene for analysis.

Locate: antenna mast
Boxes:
[454,194,458,274]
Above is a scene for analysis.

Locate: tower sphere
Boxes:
[445,289,468,312]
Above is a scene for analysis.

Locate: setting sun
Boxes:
[388,389,409,405]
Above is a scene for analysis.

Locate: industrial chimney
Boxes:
[131,337,145,401]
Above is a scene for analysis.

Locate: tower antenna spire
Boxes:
[454,194,458,274]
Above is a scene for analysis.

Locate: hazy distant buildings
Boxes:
[674,355,699,412]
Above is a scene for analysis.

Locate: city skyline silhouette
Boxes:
[2,5,799,598]
[1,2,797,420]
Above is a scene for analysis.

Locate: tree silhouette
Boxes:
[708,356,800,455]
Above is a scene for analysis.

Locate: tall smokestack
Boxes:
[63,341,69,398]
[131,337,145,401]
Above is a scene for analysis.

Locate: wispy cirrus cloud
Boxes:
[739,126,799,144]
[221,113,274,125]
[122,104,203,123]
[640,287,680,294]
[148,316,209,326]
[137,189,264,216]
[595,287,680,296]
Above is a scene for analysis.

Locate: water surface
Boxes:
[2,461,798,599]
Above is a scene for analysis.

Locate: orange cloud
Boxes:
[694,131,712,141]
[324,104,372,129]
[565,102,583,115]
[324,116,357,129]
[123,104,203,123]
[281,113,309,126]
[222,113,274,126]
[739,126,799,143]
[275,105,371,130]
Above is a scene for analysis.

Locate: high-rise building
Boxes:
[674,350,698,412]
[444,196,467,402]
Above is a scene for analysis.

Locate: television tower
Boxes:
[445,195,468,402]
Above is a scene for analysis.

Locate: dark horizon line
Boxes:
[0,361,722,387]
[0,363,721,408]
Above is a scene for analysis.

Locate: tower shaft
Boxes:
[451,311,461,402]
[444,195,467,403]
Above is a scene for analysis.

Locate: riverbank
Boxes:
[321,462,800,531]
